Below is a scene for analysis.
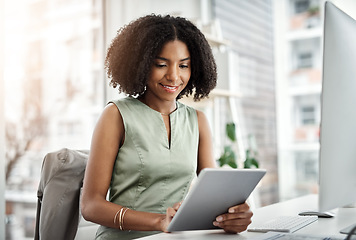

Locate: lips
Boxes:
[160,83,179,93]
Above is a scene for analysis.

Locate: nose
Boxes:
[166,66,179,83]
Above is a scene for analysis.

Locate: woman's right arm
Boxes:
[81,103,126,227]
[80,103,175,231]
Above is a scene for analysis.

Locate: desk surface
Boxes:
[139,194,356,239]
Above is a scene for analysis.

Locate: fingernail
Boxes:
[229,208,235,213]
[213,221,219,226]
[216,216,223,222]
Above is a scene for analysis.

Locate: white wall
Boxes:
[0,0,6,237]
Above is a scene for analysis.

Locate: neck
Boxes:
[138,95,177,115]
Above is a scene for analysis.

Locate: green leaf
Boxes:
[217,145,238,168]
[244,157,259,168]
[218,156,225,167]
[226,123,236,142]
[228,161,238,169]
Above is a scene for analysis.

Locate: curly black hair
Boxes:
[105,14,217,101]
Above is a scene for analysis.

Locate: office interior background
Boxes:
[1,0,356,239]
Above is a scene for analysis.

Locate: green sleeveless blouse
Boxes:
[96,97,199,239]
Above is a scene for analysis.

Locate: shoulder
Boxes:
[100,97,138,126]
[196,109,209,128]
[94,102,124,145]
[177,101,198,116]
[109,96,135,107]
[108,97,138,116]
[99,103,122,127]
[176,101,208,124]
[195,109,205,119]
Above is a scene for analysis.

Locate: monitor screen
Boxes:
[319,1,356,213]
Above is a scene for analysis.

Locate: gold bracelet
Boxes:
[118,207,124,230]
[113,208,121,226]
[121,208,129,231]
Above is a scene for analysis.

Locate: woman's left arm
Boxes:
[196,109,216,172]
[196,110,253,234]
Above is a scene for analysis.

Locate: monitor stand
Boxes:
[339,203,356,236]
[299,201,356,218]
[340,223,356,235]
[342,202,356,208]
[298,211,335,218]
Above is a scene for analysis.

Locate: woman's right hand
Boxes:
[161,202,182,232]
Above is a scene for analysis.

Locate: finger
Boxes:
[213,218,252,233]
[223,224,249,234]
[216,210,253,222]
[213,221,249,233]
[172,201,182,211]
[166,207,176,219]
[220,217,252,226]
[228,202,250,213]
[223,217,251,231]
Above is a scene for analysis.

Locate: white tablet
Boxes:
[167,168,266,232]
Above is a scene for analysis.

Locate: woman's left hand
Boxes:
[213,202,253,234]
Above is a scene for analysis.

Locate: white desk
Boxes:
[139,194,356,239]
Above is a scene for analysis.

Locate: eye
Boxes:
[179,64,189,69]
[155,63,166,68]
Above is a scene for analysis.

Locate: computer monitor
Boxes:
[318,1,356,214]
[301,1,356,232]
[301,1,356,234]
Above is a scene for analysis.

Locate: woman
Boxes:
[81,14,253,239]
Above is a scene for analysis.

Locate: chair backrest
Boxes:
[34,148,89,240]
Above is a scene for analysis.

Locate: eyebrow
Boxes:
[155,56,190,62]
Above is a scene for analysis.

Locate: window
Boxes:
[4,0,104,238]
[300,106,316,125]
[296,151,318,180]
[295,0,310,14]
[297,52,313,69]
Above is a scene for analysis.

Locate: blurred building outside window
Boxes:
[275,0,323,201]
[300,106,316,125]
[4,0,104,238]
[297,52,313,68]
[274,0,356,201]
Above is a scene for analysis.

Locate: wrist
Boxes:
[153,213,166,232]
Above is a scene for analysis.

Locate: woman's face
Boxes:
[146,40,191,102]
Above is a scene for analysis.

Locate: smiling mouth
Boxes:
[160,84,179,92]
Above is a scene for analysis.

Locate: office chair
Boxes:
[34,148,89,240]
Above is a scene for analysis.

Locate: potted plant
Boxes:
[217,123,261,208]
[217,122,259,169]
